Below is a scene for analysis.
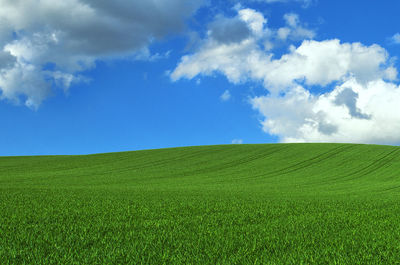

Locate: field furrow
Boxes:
[2,143,400,264]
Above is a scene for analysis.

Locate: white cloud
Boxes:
[171,7,400,144]
[391,33,400,44]
[252,79,400,144]
[171,38,268,84]
[173,30,394,93]
[277,27,291,40]
[220,90,231,101]
[277,13,315,41]
[231,139,243,144]
[171,9,314,85]
[171,9,319,89]
[0,0,203,108]
[0,61,51,108]
[284,13,299,27]
[238,8,268,37]
[263,39,396,90]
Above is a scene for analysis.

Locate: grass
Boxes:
[1,143,400,264]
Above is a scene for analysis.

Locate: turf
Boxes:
[1,143,400,264]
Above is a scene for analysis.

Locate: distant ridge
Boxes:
[2,143,399,196]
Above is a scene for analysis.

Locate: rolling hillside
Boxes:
[1,143,400,263]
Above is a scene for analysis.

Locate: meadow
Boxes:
[1,143,400,264]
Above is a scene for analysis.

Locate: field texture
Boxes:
[1,143,400,264]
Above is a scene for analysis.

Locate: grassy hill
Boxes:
[1,143,400,263]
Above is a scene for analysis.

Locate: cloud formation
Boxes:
[172,7,400,144]
[252,79,400,144]
[0,0,203,108]
[391,33,400,44]
[277,13,315,41]
[171,9,317,87]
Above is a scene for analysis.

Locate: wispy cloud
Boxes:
[250,0,315,8]
[391,33,400,44]
[220,90,231,101]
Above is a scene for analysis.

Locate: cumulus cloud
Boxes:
[171,38,266,84]
[0,0,203,108]
[171,6,400,144]
[252,79,400,144]
[172,9,393,91]
[220,90,231,101]
[265,40,396,89]
[249,40,400,144]
[172,8,313,85]
[250,44,400,144]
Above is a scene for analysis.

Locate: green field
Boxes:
[1,143,400,264]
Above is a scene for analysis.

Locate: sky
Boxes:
[1,0,400,156]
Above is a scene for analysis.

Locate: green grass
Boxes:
[1,143,400,264]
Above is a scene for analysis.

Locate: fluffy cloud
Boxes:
[264,39,396,89]
[171,8,316,86]
[171,38,269,84]
[172,7,400,144]
[252,79,400,144]
[172,9,393,91]
[250,41,400,144]
[0,0,203,108]
[251,42,400,144]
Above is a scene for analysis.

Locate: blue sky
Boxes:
[0,0,400,155]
